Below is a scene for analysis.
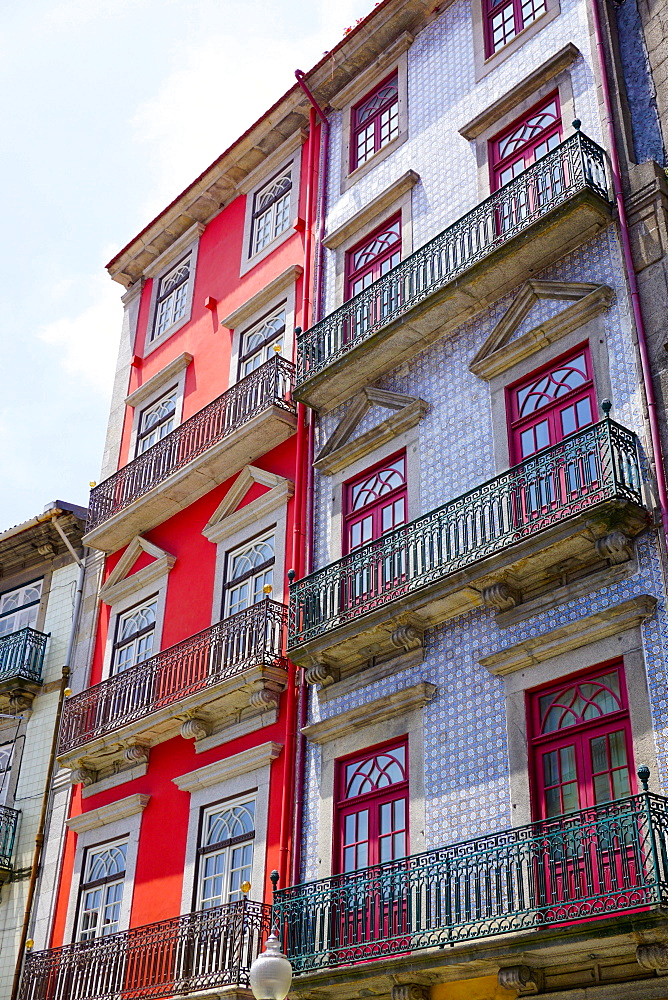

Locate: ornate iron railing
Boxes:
[273,792,668,972]
[0,628,48,685]
[296,130,609,387]
[0,805,19,872]
[87,355,295,532]
[58,600,287,755]
[19,898,272,1000]
[289,419,642,648]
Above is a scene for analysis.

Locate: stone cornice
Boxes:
[125,353,193,407]
[203,480,294,545]
[302,682,437,744]
[323,171,420,250]
[66,793,150,833]
[173,741,283,792]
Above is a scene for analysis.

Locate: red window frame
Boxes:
[346,215,402,301]
[506,343,596,464]
[490,93,563,192]
[484,0,548,57]
[528,660,636,820]
[334,736,409,874]
[343,450,407,555]
[350,72,400,172]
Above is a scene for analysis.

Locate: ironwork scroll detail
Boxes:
[0,628,48,686]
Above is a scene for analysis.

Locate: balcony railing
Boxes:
[0,628,48,685]
[19,898,272,1000]
[289,419,642,648]
[273,792,668,973]
[58,599,287,755]
[0,805,19,873]
[296,131,609,388]
[87,355,295,532]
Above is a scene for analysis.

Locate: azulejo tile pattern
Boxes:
[299,0,668,882]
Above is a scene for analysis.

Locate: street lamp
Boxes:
[249,931,293,1000]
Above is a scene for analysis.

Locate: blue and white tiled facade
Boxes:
[299,0,668,882]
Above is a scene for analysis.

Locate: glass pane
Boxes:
[344,813,356,843]
[560,745,576,782]
[576,396,592,427]
[590,735,608,773]
[612,767,630,799]
[562,780,580,813]
[343,846,356,871]
[535,420,550,450]
[394,797,405,828]
[609,729,628,767]
[358,810,368,839]
[393,831,406,858]
[380,801,392,834]
[593,772,611,803]
[561,405,576,436]
[544,786,561,817]
[543,750,559,786]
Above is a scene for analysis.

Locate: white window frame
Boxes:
[229,281,297,387]
[125,353,192,459]
[0,578,43,637]
[237,307,287,381]
[135,387,179,456]
[240,141,302,276]
[0,742,13,806]
[76,837,128,941]
[111,595,159,675]
[142,224,203,357]
[151,255,192,343]
[196,794,257,909]
[224,531,276,619]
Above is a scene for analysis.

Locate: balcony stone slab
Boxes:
[289,498,648,675]
[84,403,297,553]
[295,188,612,413]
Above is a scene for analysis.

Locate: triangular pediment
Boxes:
[99,536,176,605]
[315,387,429,476]
[469,280,613,380]
[203,465,294,544]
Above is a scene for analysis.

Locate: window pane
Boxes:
[590,735,608,774]
[609,729,628,768]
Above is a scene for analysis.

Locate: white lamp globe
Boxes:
[249,931,293,1000]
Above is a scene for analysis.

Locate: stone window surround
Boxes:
[141,223,204,359]
[239,133,304,278]
[124,353,193,459]
[227,282,297,387]
[174,741,283,912]
[492,624,659,827]
[460,47,577,199]
[0,564,53,636]
[63,792,149,944]
[302,682,434,879]
[471,0,561,82]
[333,32,412,195]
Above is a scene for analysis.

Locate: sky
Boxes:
[0,0,374,530]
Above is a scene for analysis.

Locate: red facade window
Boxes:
[507,345,596,463]
[529,663,635,819]
[351,74,399,171]
[346,217,402,300]
[344,452,407,553]
[491,94,562,191]
[335,739,408,873]
[485,0,547,55]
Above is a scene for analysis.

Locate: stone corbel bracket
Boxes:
[637,943,668,973]
[392,986,430,1000]
[498,966,541,994]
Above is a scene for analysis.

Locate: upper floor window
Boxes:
[136,388,177,456]
[344,453,407,553]
[224,533,275,617]
[507,345,595,462]
[485,0,547,55]
[251,169,292,256]
[346,217,402,300]
[0,743,12,806]
[351,74,399,171]
[491,95,562,190]
[112,596,157,674]
[197,798,256,908]
[239,308,286,379]
[336,739,408,873]
[152,256,191,342]
[0,580,42,638]
[77,840,127,940]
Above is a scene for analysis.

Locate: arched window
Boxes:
[346,217,402,300]
[351,74,399,170]
[77,840,128,940]
[197,799,256,907]
[224,533,275,617]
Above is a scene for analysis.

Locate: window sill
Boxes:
[474,3,560,81]
[340,131,408,195]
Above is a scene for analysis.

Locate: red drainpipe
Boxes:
[278,105,319,890]
[591,0,668,539]
[290,72,330,887]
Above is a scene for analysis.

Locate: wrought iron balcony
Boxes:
[58,599,288,757]
[85,355,296,550]
[19,898,272,1000]
[273,792,668,973]
[294,131,611,410]
[289,419,643,652]
[0,805,20,877]
[0,627,48,686]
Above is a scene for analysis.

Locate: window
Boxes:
[197,798,255,908]
[491,95,562,190]
[529,663,634,819]
[152,256,191,342]
[136,388,177,455]
[251,168,292,256]
[0,580,42,638]
[335,739,408,873]
[112,596,158,674]
[238,308,285,379]
[224,533,275,617]
[507,345,595,462]
[346,217,402,299]
[351,74,400,171]
[77,841,127,940]
[485,0,547,55]
[344,454,407,553]
[0,743,12,806]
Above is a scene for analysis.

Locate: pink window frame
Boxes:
[483,0,548,58]
[345,214,402,302]
[489,92,563,192]
[527,660,636,820]
[334,736,409,874]
[343,449,407,555]
[505,342,596,464]
[350,72,400,172]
